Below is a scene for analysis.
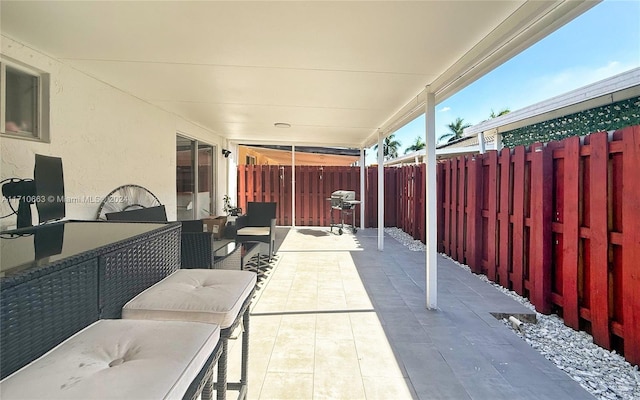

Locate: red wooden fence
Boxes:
[237,165,362,227]
[439,126,640,366]
[236,125,640,365]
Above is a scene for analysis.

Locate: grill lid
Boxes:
[331,190,355,201]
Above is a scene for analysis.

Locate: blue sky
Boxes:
[366,0,640,164]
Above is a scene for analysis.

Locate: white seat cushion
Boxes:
[236,227,270,236]
[0,319,220,400]
[122,269,256,329]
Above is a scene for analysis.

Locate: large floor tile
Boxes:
[313,372,367,400]
[259,372,314,400]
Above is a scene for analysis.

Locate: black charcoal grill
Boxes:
[328,190,360,235]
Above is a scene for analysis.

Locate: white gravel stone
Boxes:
[385,227,640,400]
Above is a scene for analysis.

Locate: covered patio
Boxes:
[0,1,600,309]
[1,1,606,399]
[224,228,593,399]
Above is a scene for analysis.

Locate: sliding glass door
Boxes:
[196,144,214,219]
[176,135,216,220]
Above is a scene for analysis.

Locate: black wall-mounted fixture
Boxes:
[221,149,231,158]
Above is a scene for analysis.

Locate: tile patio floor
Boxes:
[226,227,594,400]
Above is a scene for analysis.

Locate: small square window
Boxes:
[1,59,49,142]
[5,66,38,136]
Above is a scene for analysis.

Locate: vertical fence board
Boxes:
[622,126,640,365]
[512,146,526,295]
[271,166,280,219]
[255,165,263,202]
[435,163,442,249]
[443,160,452,254]
[403,167,410,234]
[563,136,581,329]
[305,166,313,225]
[451,159,459,258]
[589,132,611,349]
[417,165,426,242]
[281,166,291,226]
[322,166,328,224]
[610,138,624,336]
[530,144,553,313]
[401,167,408,232]
[237,166,246,211]
[366,167,378,228]
[466,156,483,273]
[457,158,467,261]
[297,167,305,225]
[486,151,498,281]
[310,167,318,225]
[263,166,272,203]
[498,148,512,288]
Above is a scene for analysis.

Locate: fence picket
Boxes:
[443,160,452,254]
[466,156,483,273]
[458,158,467,262]
[512,146,526,295]
[589,132,612,348]
[486,151,498,281]
[622,125,640,366]
[530,144,553,313]
[562,136,581,329]
[498,148,511,288]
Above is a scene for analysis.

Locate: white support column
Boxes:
[360,148,366,230]
[377,131,384,251]
[291,145,296,228]
[425,87,438,309]
[478,131,486,154]
[226,142,238,215]
[496,131,504,151]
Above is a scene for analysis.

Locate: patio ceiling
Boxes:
[0,1,597,148]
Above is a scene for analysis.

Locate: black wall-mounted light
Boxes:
[221,149,231,158]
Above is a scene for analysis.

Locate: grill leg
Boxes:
[330,206,334,232]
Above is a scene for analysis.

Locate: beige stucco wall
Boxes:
[1,35,226,229]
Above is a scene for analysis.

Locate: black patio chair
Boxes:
[235,202,277,260]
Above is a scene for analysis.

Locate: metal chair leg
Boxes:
[202,375,214,400]
[215,339,228,400]
[239,309,250,400]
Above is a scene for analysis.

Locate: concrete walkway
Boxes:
[227,227,594,400]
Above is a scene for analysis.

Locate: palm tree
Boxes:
[490,108,511,118]
[437,117,471,143]
[373,133,402,160]
[404,136,425,154]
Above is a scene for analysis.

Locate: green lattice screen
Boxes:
[502,96,640,148]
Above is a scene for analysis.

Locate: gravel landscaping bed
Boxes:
[385,227,640,400]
